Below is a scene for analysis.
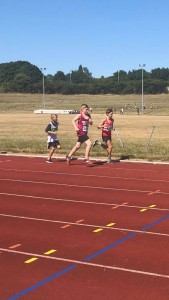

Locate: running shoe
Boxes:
[107,159,113,163]
[46,158,53,163]
[84,159,93,165]
[92,140,101,147]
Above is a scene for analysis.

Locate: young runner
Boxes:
[45,114,61,163]
[93,108,114,163]
[66,104,93,165]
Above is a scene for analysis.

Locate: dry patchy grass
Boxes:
[0,93,169,115]
[0,113,168,161]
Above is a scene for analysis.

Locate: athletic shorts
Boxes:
[102,135,111,143]
[48,140,60,149]
[77,134,89,144]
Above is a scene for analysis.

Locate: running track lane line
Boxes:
[0,192,169,212]
[1,213,169,237]
[1,167,169,183]
[7,214,169,300]
[0,178,169,194]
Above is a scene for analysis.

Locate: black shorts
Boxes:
[102,135,111,143]
[78,134,89,144]
[48,140,60,149]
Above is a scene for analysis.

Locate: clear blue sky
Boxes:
[1,0,169,77]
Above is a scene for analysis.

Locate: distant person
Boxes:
[93,108,114,163]
[45,114,61,163]
[89,107,92,113]
[136,107,140,115]
[66,104,93,165]
[120,107,124,114]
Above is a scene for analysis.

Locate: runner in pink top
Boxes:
[93,108,114,163]
[66,104,93,165]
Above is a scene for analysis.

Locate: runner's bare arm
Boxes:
[72,114,80,132]
[97,119,106,129]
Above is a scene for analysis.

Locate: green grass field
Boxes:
[0,93,169,162]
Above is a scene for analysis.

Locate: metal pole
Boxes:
[141,68,144,114]
[43,73,45,109]
[139,64,146,114]
[70,69,72,84]
[147,126,155,147]
[40,67,46,109]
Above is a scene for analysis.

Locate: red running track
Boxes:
[0,155,169,300]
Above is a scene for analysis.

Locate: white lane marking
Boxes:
[0,168,169,183]
[0,192,169,212]
[0,178,169,195]
[0,247,169,279]
[0,213,169,237]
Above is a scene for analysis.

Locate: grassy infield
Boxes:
[0,93,169,162]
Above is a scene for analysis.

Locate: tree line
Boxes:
[0,61,169,94]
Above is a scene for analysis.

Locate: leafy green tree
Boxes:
[150,68,169,80]
[71,65,93,83]
[53,71,66,81]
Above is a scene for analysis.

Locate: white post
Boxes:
[40,67,46,109]
[139,64,146,114]
[70,69,72,84]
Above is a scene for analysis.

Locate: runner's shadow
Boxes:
[120,155,130,160]
[87,160,120,167]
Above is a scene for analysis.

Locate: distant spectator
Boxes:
[120,108,124,114]
[136,107,140,115]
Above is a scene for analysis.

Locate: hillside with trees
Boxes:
[0,61,169,95]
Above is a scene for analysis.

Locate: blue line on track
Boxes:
[8,264,77,300]
[141,214,169,231]
[8,214,169,300]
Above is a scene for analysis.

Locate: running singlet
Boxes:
[45,121,58,143]
[102,118,113,137]
[77,114,90,137]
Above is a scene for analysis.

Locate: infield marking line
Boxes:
[106,223,116,227]
[140,204,157,212]
[61,224,71,229]
[148,190,161,195]
[24,258,38,264]
[9,244,22,249]
[75,219,84,223]
[112,202,128,209]
[44,249,57,255]
[93,228,103,233]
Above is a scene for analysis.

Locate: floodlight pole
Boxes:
[118,70,119,82]
[139,64,146,114]
[40,67,46,109]
[70,69,72,84]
